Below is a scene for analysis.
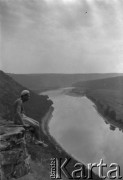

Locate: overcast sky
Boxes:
[0,0,123,73]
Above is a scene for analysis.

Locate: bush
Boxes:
[109,110,116,120]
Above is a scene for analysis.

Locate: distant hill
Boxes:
[0,70,52,121]
[8,73,122,93]
[74,75,123,91]
[73,76,123,120]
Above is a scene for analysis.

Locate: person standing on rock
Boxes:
[12,90,47,147]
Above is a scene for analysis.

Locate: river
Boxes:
[41,88,123,177]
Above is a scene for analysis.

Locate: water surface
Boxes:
[41,88,123,176]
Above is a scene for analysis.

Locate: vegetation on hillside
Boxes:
[0,70,52,121]
[73,76,123,126]
[9,73,121,92]
[74,75,123,91]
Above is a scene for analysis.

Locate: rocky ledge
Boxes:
[0,120,30,180]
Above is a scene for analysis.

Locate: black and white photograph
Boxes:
[1,0,123,179]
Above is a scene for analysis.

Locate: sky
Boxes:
[0,0,123,73]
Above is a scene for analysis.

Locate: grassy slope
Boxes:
[0,70,52,121]
[8,73,121,93]
[74,75,123,90]
[74,76,123,120]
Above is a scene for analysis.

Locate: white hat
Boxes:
[21,90,30,96]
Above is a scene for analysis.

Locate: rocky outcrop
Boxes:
[0,120,30,180]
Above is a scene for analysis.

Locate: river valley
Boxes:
[41,88,123,177]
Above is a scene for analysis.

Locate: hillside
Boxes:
[0,70,52,121]
[74,75,123,91]
[73,75,123,121]
[8,73,122,93]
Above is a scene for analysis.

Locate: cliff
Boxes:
[0,70,53,179]
[0,119,30,180]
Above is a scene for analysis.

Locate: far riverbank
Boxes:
[68,88,123,132]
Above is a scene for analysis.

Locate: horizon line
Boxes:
[7,72,123,75]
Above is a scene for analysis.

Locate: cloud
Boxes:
[1,0,123,73]
[1,0,122,39]
[0,0,47,37]
[0,0,20,36]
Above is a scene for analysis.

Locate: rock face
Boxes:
[0,120,30,180]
